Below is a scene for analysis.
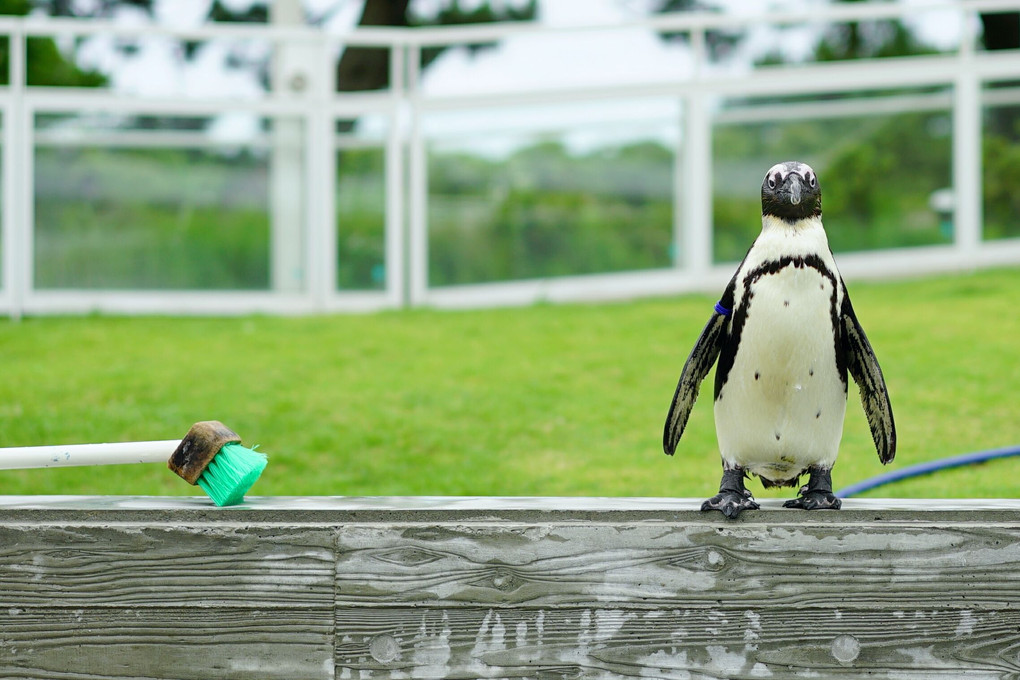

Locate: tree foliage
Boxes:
[0,0,108,86]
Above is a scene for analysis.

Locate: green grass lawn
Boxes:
[0,267,1018,501]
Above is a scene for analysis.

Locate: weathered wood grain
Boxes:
[0,607,334,680]
[4,496,1020,679]
[335,522,1020,609]
[0,524,334,608]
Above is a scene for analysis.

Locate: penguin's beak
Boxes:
[788,176,802,206]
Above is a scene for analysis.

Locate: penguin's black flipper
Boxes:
[663,311,727,455]
[841,288,896,464]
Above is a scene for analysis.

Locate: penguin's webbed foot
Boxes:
[701,488,759,519]
[783,490,841,510]
[783,466,841,510]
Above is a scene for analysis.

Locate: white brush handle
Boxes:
[0,440,182,470]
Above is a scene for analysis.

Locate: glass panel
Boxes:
[979,12,1020,52]
[425,99,677,287]
[418,27,690,98]
[0,113,3,287]
[27,35,107,87]
[712,92,952,262]
[735,9,959,68]
[0,36,9,86]
[16,26,401,97]
[34,113,305,291]
[21,32,273,99]
[413,8,960,101]
[982,82,1020,241]
[336,117,387,291]
[337,46,392,93]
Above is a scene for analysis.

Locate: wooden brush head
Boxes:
[168,421,242,485]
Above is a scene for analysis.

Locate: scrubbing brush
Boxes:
[0,421,267,506]
[167,421,268,506]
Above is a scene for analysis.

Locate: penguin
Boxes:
[662,161,895,519]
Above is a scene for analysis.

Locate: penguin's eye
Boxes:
[807,173,817,188]
[767,174,777,189]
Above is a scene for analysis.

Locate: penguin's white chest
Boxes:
[715,262,847,483]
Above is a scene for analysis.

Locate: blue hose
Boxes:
[836,444,1020,498]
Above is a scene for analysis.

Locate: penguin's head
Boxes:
[761,161,821,222]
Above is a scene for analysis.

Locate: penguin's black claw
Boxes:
[784,466,841,510]
[783,491,842,510]
[701,490,760,519]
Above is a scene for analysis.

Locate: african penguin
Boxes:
[663,161,895,519]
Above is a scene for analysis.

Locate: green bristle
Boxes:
[196,443,268,507]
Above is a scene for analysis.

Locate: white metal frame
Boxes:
[0,1,1018,316]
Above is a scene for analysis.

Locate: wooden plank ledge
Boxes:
[2,496,1019,679]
